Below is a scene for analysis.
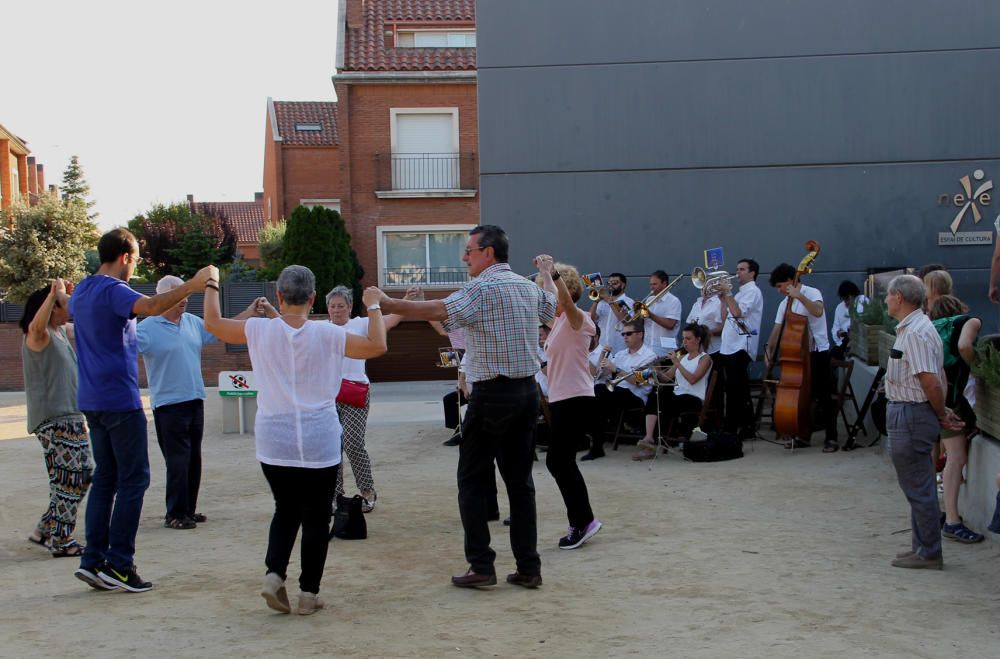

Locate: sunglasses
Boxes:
[621,331,641,337]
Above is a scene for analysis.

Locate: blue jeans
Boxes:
[81,409,150,570]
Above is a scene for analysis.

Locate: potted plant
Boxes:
[850,299,885,366]
[972,340,1000,440]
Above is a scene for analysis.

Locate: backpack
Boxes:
[682,432,744,462]
[931,314,973,408]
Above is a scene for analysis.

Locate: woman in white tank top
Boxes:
[634,323,713,460]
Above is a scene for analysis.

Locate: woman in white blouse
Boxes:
[204,265,386,616]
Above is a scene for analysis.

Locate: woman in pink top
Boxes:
[535,255,603,550]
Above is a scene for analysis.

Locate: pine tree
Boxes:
[283,205,356,314]
[0,195,92,302]
[60,155,98,221]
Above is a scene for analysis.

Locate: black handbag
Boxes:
[330,494,367,540]
[682,432,744,462]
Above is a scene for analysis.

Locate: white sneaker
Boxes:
[297,591,324,615]
[261,572,290,613]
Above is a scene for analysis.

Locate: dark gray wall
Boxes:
[476,0,1000,329]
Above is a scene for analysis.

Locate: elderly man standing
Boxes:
[378,225,556,589]
[137,277,266,529]
[884,274,963,570]
[70,228,213,592]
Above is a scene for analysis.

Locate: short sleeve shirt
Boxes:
[720,280,764,358]
[774,284,830,352]
[340,316,370,384]
[137,312,217,409]
[594,294,634,354]
[644,292,682,355]
[885,309,944,403]
[686,295,723,354]
[68,275,144,412]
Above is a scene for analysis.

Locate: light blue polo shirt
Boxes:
[136,312,217,409]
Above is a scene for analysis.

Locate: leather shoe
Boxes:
[442,432,461,447]
[891,553,943,570]
[506,571,542,589]
[451,569,497,588]
[580,451,605,461]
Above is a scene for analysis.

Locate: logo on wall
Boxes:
[937,169,993,245]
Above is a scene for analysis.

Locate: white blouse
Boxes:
[245,317,346,468]
[340,316,370,384]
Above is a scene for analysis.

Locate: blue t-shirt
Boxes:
[68,275,144,412]
[137,313,217,409]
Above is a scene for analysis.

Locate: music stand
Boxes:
[843,366,885,450]
[436,347,466,439]
[649,378,676,470]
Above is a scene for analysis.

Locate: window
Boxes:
[300,199,341,213]
[295,123,322,132]
[378,226,472,288]
[396,30,475,48]
[390,108,459,190]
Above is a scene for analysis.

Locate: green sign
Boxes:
[219,390,257,398]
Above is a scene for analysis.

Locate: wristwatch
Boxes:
[550,270,561,281]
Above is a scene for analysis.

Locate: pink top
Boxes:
[544,312,597,403]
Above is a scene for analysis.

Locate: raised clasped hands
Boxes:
[404,285,425,301]
[533,254,555,276]
[362,286,385,308]
[192,265,218,291]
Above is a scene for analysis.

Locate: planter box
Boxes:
[975,380,1000,441]
[850,323,883,366]
[877,331,895,370]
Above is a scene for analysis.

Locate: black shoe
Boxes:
[74,563,117,591]
[580,450,605,461]
[451,569,497,588]
[502,517,511,526]
[506,571,542,588]
[487,506,500,522]
[442,432,461,446]
[99,564,153,593]
[164,516,197,529]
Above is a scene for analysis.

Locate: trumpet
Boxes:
[616,273,685,330]
[581,273,609,302]
[691,267,737,296]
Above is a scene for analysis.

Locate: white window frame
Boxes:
[388,108,461,194]
[396,29,476,48]
[300,198,341,212]
[376,224,474,290]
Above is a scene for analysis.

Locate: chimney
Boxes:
[347,0,365,29]
[36,163,45,191]
[254,191,263,202]
[27,157,38,195]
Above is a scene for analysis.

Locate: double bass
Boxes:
[773,240,821,440]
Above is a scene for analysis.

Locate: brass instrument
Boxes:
[581,273,610,302]
[605,359,660,391]
[691,266,737,296]
[616,273,685,331]
[593,345,613,382]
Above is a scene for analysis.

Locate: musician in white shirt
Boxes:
[830,280,868,360]
[589,272,634,355]
[717,258,764,439]
[764,263,838,452]
[642,270,683,358]
[686,287,723,356]
[585,320,658,461]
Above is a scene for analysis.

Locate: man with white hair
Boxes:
[884,274,964,570]
[137,275,267,529]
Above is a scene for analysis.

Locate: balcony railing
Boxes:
[383,266,470,288]
[375,152,478,194]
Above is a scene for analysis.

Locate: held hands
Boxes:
[940,408,965,432]
[404,286,425,301]
[533,254,555,276]
[362,286,385,309]
[249,297,277,318]
[191,265,218,291]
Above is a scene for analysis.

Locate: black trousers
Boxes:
[546,397,596,530]
[646,388,704,439]
[719,350,753,434]
[260,462,339,594]
[591,386,645,451]
[810,350,838,443]
[458,376,539,577]
[152,399,204,520]
[443,390,469,429]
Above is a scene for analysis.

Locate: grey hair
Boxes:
[325,285,353,308]
[277,265,316,306]
[888,274,926,308]
[155,275,184,295]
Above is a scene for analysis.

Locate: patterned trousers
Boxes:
[35,416,93,549]
[335,393,374,497]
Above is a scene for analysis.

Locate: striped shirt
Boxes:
[443,263,557,383]
[885,309,945,403]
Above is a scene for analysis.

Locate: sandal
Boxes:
[164,516,197,530]
[50,539,84,558]
[28,531,50,547]
[631,449,656,461]
[190,513,207,523]
[361,491,377,514]
[942,522,984,544]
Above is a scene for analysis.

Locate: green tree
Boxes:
[128,202,236,280]
[257,220,287,281]
[0,195,92,303]
[283,205,356,314]
[60,155,99,222]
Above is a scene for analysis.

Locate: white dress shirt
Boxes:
[611,344,659,403]
[644,292,683,357]
[831,294,868,347]
[720,280,764,358]
[686,295,723,354]
[594,294,634,354]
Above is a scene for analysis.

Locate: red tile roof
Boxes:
[192,201,265,244]
[271,101,340,146]
[342,0,477,72]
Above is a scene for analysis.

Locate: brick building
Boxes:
[262,0,480,381]
[0,121,51,226]
[188,194,266,265]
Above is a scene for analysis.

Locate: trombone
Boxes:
[605,359,660,391]
[616,273,685,330]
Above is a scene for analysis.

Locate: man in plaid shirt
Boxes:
[379,225,556,589]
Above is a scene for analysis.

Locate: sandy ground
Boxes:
[1,382,998,658]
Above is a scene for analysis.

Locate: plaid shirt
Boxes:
[443,263,557,383]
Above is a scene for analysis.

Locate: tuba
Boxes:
[691,266,737,296]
